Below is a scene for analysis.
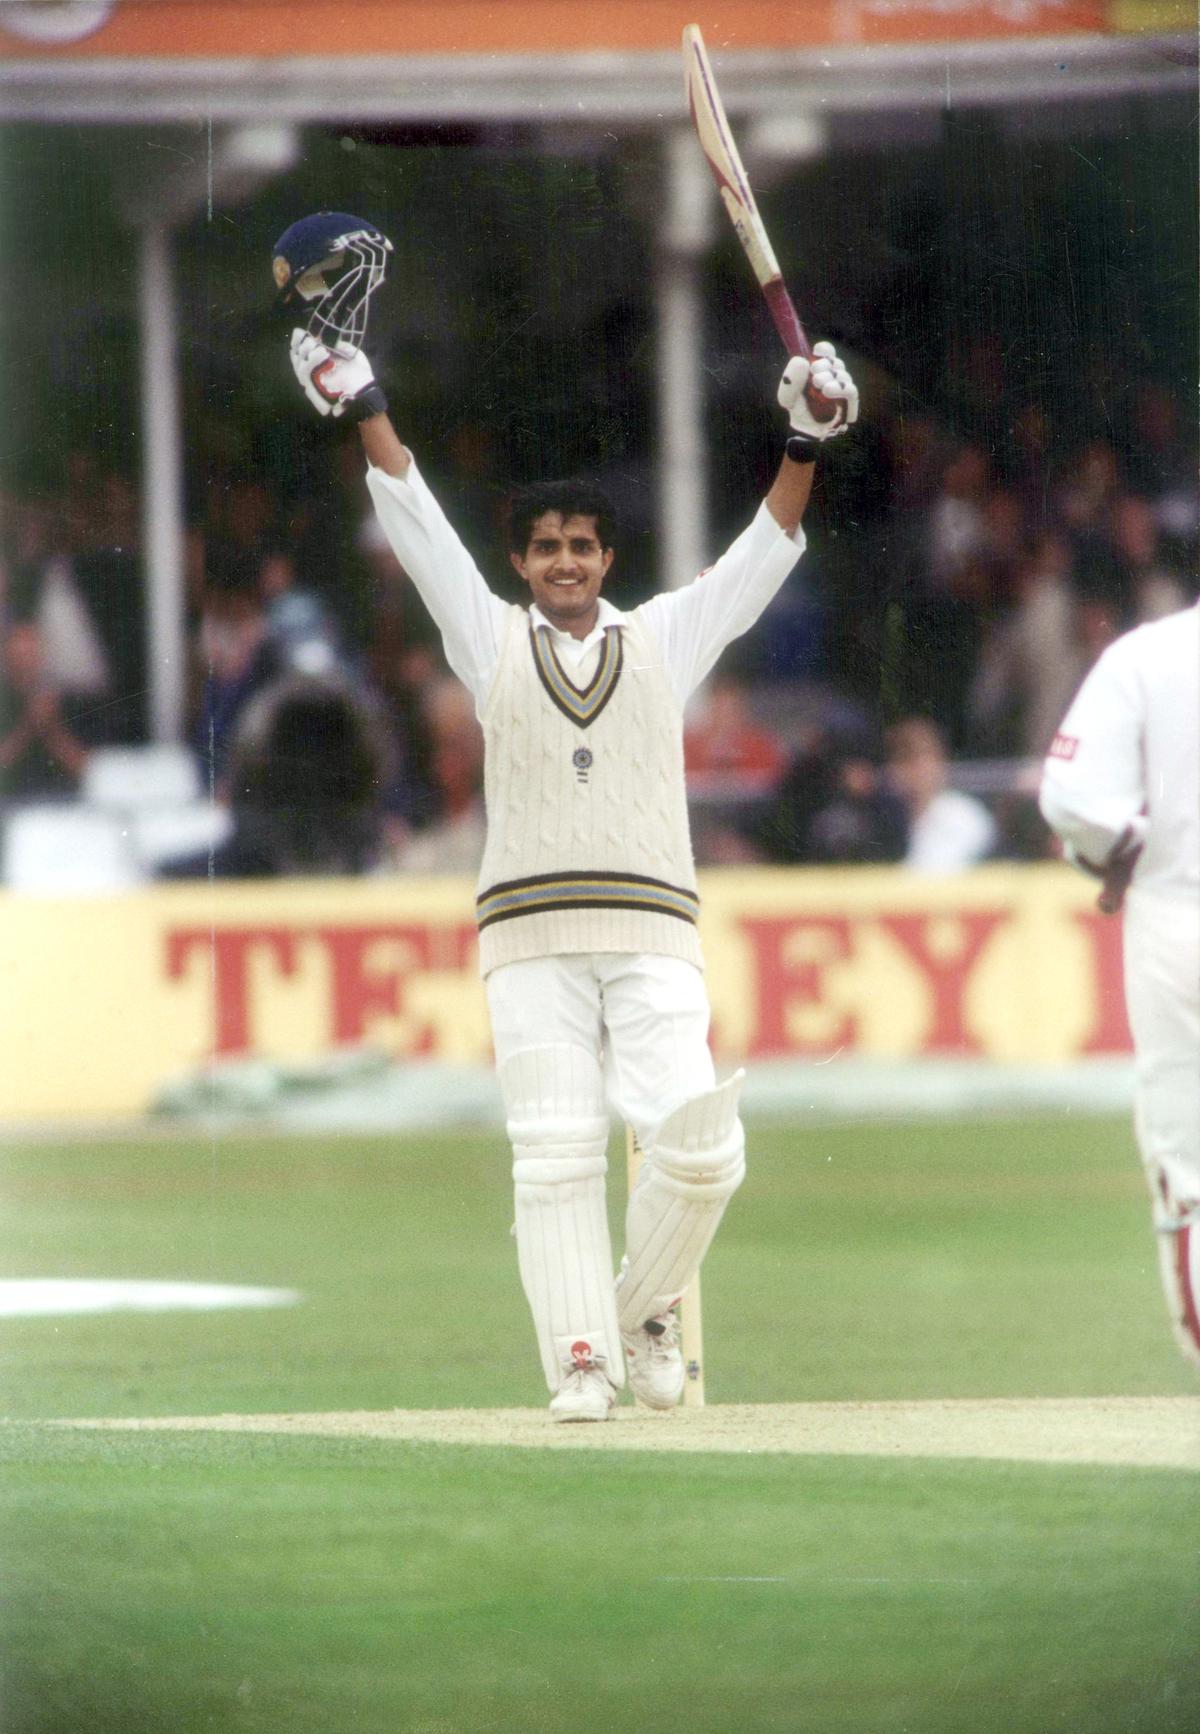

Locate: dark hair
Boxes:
[204,544,264,601]
[506,479,616,556]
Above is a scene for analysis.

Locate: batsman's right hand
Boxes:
[289,329,386,419]
[1095,823,1145,915]
[778,341,859,439]
[1068,820,1146,915]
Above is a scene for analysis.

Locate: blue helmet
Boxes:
[271,211,392,349]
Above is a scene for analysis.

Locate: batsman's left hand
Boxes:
[778,341,859,439]
[289,330,387,420]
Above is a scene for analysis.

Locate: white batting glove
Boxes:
[289,329,383,419]
[778,341,859,441]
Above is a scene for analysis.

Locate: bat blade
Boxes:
[683,22,815,363]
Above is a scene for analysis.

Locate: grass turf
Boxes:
[1,1429,1196,1734]
[1,1114,1195,1732]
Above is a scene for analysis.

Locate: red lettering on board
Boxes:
[315,925,438,1052]
[166,921,481,1061]
[1072,909,1133,1054]
[878,911,1009,1054]
[738,914,857,1057]
[165,927,299,1056]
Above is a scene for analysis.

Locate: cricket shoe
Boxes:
[621,1310,684,1410]
[548,1342,618,1423]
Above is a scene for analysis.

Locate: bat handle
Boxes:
[763,279,840,425]
[763,278,812,359]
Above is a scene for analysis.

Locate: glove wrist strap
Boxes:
[785,433,820,464]
[343,383,389,422]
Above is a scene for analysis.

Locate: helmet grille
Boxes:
[303,230,391,349]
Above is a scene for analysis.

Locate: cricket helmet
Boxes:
[271,211,392,349]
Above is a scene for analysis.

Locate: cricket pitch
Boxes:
[61,1395,1200,1470]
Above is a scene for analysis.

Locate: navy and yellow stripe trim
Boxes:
[477,869,699,931]
[530,624,623,728]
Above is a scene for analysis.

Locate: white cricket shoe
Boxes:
[621,1310,685,1410]
[548,1343,618,1423]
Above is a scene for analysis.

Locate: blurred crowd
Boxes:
[1,378,1195,880]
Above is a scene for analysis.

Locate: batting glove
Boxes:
[778,341,859,451]
[289,330,388,420]
[1074,821,1146,915]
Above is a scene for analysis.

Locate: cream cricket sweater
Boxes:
[476,605,702,974]
[364,457,807,973]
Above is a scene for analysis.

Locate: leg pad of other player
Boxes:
[1147,1169,1200,1371]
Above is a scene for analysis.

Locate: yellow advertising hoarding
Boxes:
[0,865,1128,1120]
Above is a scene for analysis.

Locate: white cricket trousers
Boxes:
[1123,890,1200,1209]
[1123,889,1200,1367]
[485,953,716,1144]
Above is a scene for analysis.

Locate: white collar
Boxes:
[528,596,622,648]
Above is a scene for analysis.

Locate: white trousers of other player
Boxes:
[487,954,743,1393]
[1123,890,1200,1368]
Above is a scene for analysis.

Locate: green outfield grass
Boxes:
[1,1114,1196,1733]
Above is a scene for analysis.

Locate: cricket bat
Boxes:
[683,21,837,420]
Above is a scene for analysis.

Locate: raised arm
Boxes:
[286,331,505,704]
[641,341,859,700]
[766,340,858,532]
[358,410,410,479]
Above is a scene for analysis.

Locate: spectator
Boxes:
[359,512,445,828]
[885,715,996,873]
[755,719,907,866]
[0,619,91,799]
[4,496,57,625]
[387,677,485,874]
[35,553,110,704]
[968,530,1093,758]
[926,442,991,590]
[684,673,789,865]
[684,673,787,800]
[2,494,114,713]
[1110,495,1191,623]
[210,473,275,566]
[1056,439,1124,610]
[68,469,147,743]
[889,442,996,749]
[192,554,284,793]
[259,546,343,673]
[162,671,393,878]
[980,487,1025,606]
[1076,595,1119,671]
[1126,385,1200,559]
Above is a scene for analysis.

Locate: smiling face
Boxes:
[509,511,614,639]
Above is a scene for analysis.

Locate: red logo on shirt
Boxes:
[1049,733,1078,760]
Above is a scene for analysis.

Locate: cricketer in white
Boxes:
[289,329,859,1419]
[1039,600,1200,1371]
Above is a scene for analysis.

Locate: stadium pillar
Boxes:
[123,126,299,747]
[137,222,187,746]
[655,125,712,589]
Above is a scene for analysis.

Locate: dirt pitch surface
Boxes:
[62,1396,1200,1470]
